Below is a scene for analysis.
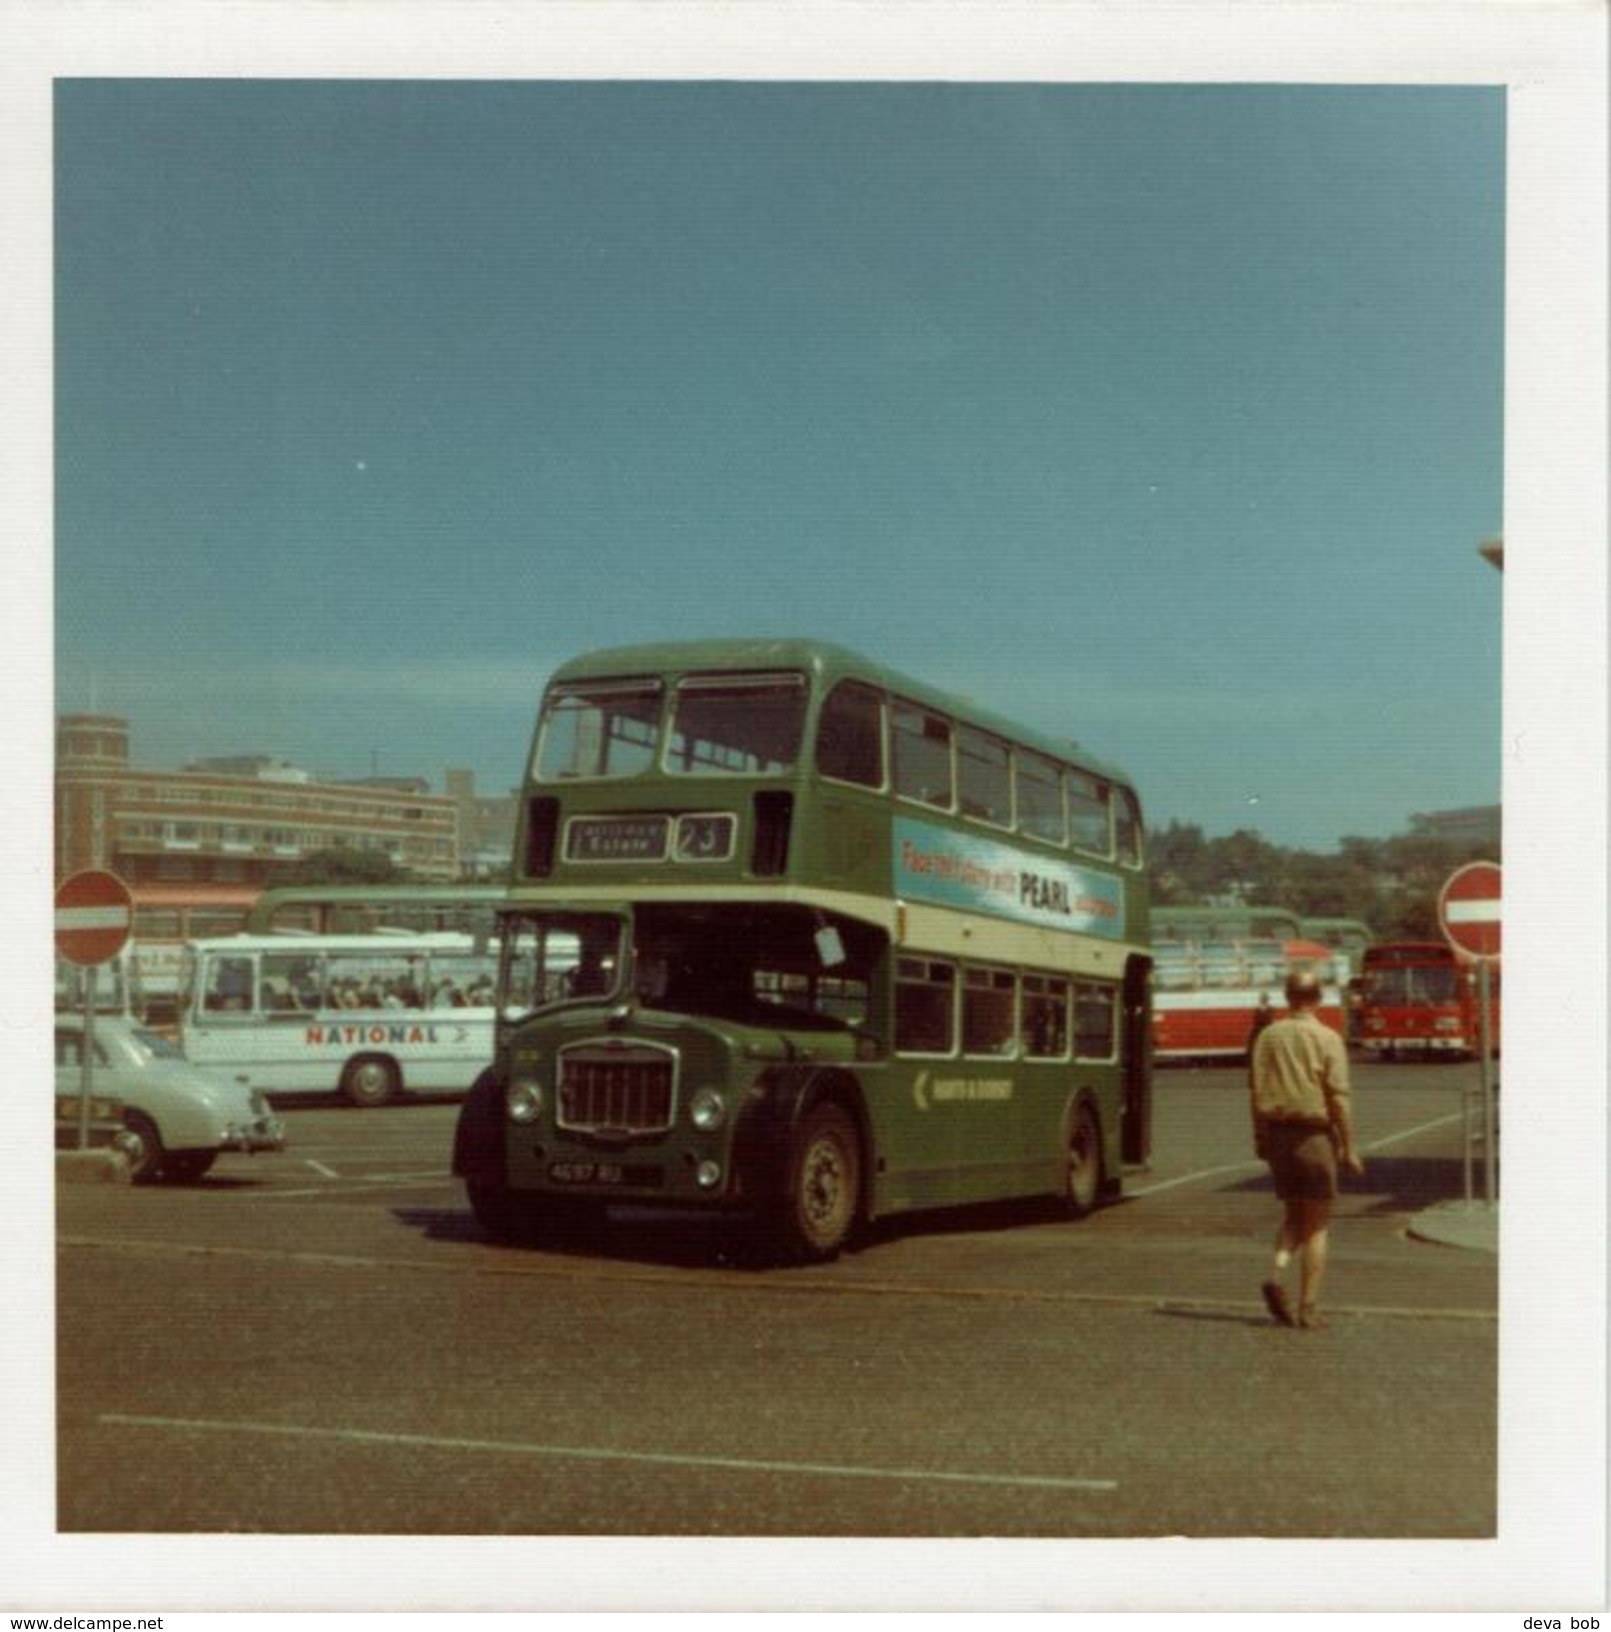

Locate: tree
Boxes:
[277,848,411,887]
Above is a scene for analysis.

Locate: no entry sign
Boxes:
[55,869,134,967]
[1438,861,1502,960]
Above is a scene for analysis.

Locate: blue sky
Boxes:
[54,81,1504,850]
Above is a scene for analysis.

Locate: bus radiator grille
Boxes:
[556,1041,677,1137]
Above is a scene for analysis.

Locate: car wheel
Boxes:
[775,1102,861,1264]
[164,1151,217,1183]
[342,1056,400,1108]
[1063,1098,1103,1219]
[122,1110,165,1185]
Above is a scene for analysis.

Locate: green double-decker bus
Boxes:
[453,639,1152,1262]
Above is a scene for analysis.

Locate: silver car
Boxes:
[55,1015,287,1183]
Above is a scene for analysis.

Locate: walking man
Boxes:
[1250,968,1364,1330]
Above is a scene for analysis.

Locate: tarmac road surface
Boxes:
[55,1063,1496,1544]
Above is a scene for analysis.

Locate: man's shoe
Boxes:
[1298,1305,1330,1331]
[1261,1280,1295,1327]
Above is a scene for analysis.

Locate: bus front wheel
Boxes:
[467,1181,531,1243]
[1063,1099,1103,1219]
[342,1056,400,1108]
[775,1101,861,1264]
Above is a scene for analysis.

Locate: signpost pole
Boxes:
[79,985,96,1152]
[1478,956,1497,1205]
[1436,860,1502,1215]
[1462,1070,1474,1208]
[55,870,135,1158]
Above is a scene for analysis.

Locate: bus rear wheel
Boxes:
[776,1101,861,1264]
[342,1056,400,1108]
[1063,1098,1103,1219]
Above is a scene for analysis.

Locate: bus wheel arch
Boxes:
[1061,1091,1105,1219]
[342,1053,402,1108]
[755,1068,871,1264]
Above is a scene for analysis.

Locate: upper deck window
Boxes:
[1015,751,1065,845]
[1068,770,1113,857]
[892,702,953,809]
[957,727,1011,827]
[815,680,885,788]
[1115,787,1145,868]
[666,674,807,776]
[534,681,663,781]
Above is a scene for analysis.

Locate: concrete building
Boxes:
[1407,806,1502,852]
[55,713,461,888]
[445,768,519,877]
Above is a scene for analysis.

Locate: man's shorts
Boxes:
[1264,1121,1338,1201]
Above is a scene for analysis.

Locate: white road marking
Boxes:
[235,1171,449,1199]
[58,1235,1497,1322]
[1128,1112,1465,1197]
[97,1413,1118,1493]
[304,1160,339,1179]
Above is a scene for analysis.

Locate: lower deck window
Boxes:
[963,966,1017,1057]
[1022,973,1071,1059]
[895,957,955,1055]
[1074,981,1118,1060]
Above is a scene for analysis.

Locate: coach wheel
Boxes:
[165,1151,217,1184]
[122,1110,164,1185]
[1063,1098,1103,1220]
[343,1055,400,1108]
[777,1102,861,1264]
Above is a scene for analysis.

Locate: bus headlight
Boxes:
[506,1080,543,1124]
[689,1087,727,1132]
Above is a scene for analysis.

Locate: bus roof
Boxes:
[545,638,1139,793]
[247,883,507,932]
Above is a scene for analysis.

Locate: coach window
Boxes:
[1073,981,1118,1061]
[1022,973,1071,1059]
[892,702,954,810]
[203,955,255,1014]
[1068,771,1112,857]
[816,680,886,789]
[895,957,955,1056]
[1015,751,1066,845]
[962,966,1017,1057]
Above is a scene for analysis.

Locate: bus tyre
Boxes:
[122,1110,164,1185]
[467,1181,530,1244]
[342,1056,400,1108]
[776,1101,861,1264]
[1063,1099,1103,1220]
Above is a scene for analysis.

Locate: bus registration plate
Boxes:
[548,1160,658,1188]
